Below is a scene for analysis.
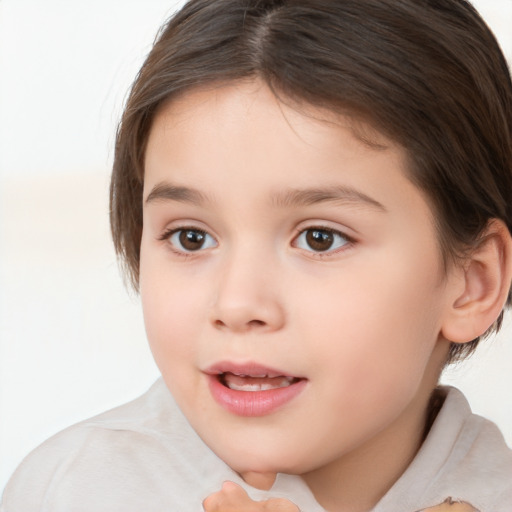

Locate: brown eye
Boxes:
[179,230,205,251]
[306,229,334,251]
[169,229,217,252]
[295,228,348,253]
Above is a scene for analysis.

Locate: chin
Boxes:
[218,446,309,476]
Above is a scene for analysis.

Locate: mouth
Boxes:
[204,362,307,416]
[219,372,301,392]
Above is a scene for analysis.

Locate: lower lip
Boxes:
[207,375,307,417]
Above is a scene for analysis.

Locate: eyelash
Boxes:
[157,225,354,257]
[292,226,353,256]
[157,226,217,257]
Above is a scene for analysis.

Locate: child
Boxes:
[2,0,512,511]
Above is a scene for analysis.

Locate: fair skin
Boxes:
[203,481,300,511]
[139,79,509,511]
[202,482,478,512]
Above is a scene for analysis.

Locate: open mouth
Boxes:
[219,372,301,392]
[205,363,307,416]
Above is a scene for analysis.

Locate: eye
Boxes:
[294,227,349,253]
[167,228,217,252]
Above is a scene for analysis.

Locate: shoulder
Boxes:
[1,379,232,512]
[426,387,512,511]
[377,386,512,512]
[446,387,512,510]
[439,387,512,495]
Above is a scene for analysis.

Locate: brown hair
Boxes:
[110,0,512,364]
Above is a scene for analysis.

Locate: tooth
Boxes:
[225,377,294,392]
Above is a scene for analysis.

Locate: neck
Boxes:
[304,394,428,511]
[302,343,448,512]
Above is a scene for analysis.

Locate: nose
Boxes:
[210,250,285,333]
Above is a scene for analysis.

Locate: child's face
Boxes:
[140,80,455,477]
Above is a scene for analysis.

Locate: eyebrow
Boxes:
[145,183,211,205]
[269,186,386,212]
[145,181,386,212]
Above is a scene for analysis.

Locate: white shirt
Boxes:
[2,380,511,511]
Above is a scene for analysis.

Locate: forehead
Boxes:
[144,79,424,212]
[150,79,391,153]
[144,80,406,199]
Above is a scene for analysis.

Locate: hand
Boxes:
[418,498,479,512]
[203,481,300,512]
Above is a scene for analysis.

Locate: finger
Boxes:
[240,471,277,490]
[203,482,252,511]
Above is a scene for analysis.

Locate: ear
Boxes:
[441,219,512,344]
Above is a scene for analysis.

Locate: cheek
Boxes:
[296,252,444,388]
[139,253,204,373]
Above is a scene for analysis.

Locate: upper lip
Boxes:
[203,361,301,379]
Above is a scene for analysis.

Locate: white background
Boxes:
[1,0,512,493]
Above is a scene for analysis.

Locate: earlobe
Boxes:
[441,219,512,344]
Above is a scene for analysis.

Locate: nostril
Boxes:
[248,320,266,327]
[212,318,266,330]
